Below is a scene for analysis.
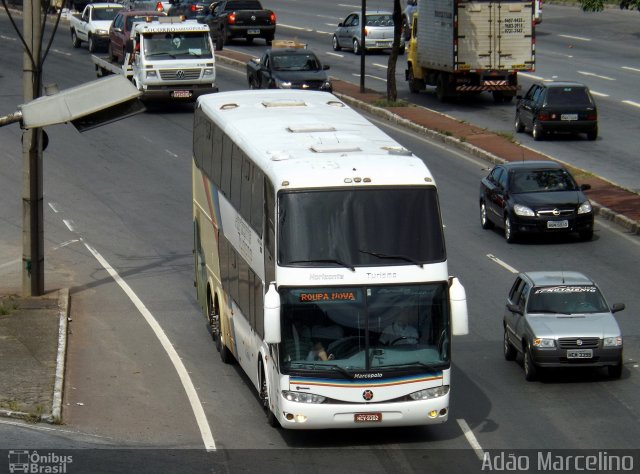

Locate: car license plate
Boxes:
[376,41,391,47]
[567,349,593,359]
[247,29,260,35]
[171,90,192,99]
[354,413,382,423]
[547,220,568,229]
[561,114,578,121]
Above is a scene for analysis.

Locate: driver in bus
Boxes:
[379,313,419,345]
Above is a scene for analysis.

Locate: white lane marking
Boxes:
[351,73,387,83]
[63,219,75,232]
[0,259,21,270]
[52,49,71,56]
[0,35,16,41]
[457,418,485,461]
[559,34,591,42]
[279,23,312,32]
[622,100,640,109]
[518,72,546,81]
[577,71,615,81]
[487,254,519,274]
[315,14,340,20]
[49,202,60,213]
[165,149,179,158]
[589,90,609,97]
[52,239,80,251]
[317,30,332,35]
[83,241,216,451]
[338,3,360,8]
[325,22,337,27]
[326,52,344,58]
[622,66,640,73]
[373,63,388,69]
[595,220,640,247]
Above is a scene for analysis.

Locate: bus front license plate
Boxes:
[354,413,382,423]
[172,90,192,99]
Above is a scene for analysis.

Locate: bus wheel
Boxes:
[208,296,231,363]
[261,364,280,427]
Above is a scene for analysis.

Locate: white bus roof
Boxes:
[196,90,436,190]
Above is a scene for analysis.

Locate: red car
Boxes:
[108,10,167,63]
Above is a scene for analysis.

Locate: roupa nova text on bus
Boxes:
[192,89,469,429]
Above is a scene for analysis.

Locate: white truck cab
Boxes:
[128,17,217,101]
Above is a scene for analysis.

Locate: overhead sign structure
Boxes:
[19,75,145,132]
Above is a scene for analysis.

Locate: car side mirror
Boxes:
[580,184,591,191]
[611,303,625,313]
[338,22,343,27]
[323,64,330,70]
[507,303,523,315]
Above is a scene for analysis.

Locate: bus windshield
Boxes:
[278,187,445,267]
[279,283,450,374]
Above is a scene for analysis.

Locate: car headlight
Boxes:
[578,201,593,214]
[409,385,450,400]
[603,336,622,347]
[532,338,555,348]
[146,70,158,78]
[321,80,332,91]
[96,29,108,35]
[514,204,535,217]
[282,390,326,404]
[276,80,292,89]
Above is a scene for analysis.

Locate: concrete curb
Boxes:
[215,52,639,235]
[42,288,69,423]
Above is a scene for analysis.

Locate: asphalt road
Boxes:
[232,1,640,193]
[1,5,640,472]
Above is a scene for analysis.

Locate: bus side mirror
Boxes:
[449,277,469,336]
[264,283,281,344]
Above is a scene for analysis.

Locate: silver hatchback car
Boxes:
[332,10,404,55]
[503,271,625,381]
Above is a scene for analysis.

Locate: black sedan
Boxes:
[479,161,594,243]
[246,48,332,92]
[167,0,209,21]
[514,81,598,141]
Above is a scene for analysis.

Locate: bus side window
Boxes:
[240,154,252,222]
[251,169,264,236]
[220,134,232,197]
[210,124,223,186]
[230,144,243,210]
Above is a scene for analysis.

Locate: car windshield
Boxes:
[527,286,609,314]
[93,8,122,21]
[509,169,578,193]
[365,14,394,27]
[272,53,320,71]
[546,87,593,106]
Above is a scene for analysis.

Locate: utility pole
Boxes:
[22,0,45,296]
[360,0,366,93]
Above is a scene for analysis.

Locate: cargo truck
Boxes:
[92,16,217,102]
[405,0,535,102]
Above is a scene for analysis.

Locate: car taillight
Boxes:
[586,112,597,120]
[190,4,197,12]
[155,1,163,11]
[364,27,369,37]
[227,12,236,24]
[269,12,276,24]
[537,112,551,121]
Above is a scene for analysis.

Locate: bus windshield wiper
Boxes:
[290,363,352,378]
[289,259,355,272]
[359,249,423,268]
[378,361,445,371]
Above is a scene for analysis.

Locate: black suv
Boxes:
[515,81,598,141]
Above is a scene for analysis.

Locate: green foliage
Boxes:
[372,98,410,107]
[578,0,640,11]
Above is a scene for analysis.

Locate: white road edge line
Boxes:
[622,100,640,109]
[559,34,591,42]
[621,66,640,73]
[63,219,75,232]
[83,241,216,452]
[457,418,486,461]
[487,254,519,274]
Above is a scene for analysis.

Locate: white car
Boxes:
[332,10,404,55]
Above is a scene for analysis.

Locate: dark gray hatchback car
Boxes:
[503,271,625,381]
[515,81,598,141]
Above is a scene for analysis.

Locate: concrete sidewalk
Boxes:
[0,47,638,427]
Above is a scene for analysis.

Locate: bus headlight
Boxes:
[409,385,449,400]
[283,390,326,404]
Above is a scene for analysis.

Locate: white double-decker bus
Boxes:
[192,89,468,429]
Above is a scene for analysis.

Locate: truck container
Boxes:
[405,0,535,102]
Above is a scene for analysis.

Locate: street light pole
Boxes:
[360,0,366,92]
[22,0,45,296]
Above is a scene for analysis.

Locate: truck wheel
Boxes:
[435,74,448,102]
[332,35,341,51]
[407,67,423,94]
[71,30,81,48]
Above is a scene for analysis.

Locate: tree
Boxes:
[579,0,640,11]
[386,0,403,102]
